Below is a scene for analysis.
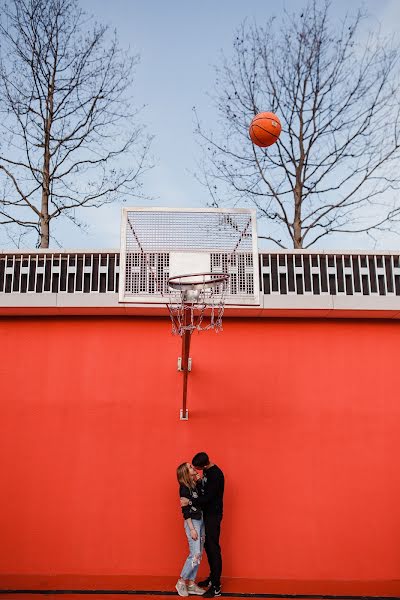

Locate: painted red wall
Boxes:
[0,316,399,582]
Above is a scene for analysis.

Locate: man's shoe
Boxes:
[202,586,221,598]
[197,578,211,588]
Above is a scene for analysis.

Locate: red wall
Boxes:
[0,316,399,582]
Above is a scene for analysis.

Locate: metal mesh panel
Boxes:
[119,208,260,305]
[211,253,254,301]
[124,209,254,253]
[124,252,169,295]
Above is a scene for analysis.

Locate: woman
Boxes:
[175,462,205,597]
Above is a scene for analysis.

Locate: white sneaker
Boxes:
[187,583,206,595]
[176,579,189,597]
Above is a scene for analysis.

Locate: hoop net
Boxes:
[167,273,229,336]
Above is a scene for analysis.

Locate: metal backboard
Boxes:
[119,207,260,305]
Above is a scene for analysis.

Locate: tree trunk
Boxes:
[40,72,55,249]
[293,187,302,249]
[40,120,51,248]
[293,108,305,249]
[40,132,51,248]
[293,150,304,248]
[39,214,50,248]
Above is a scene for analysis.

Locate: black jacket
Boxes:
[196,464,224,516]
[179,483,202,520]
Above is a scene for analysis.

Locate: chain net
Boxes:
[167,275,229,336]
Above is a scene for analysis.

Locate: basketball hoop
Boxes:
[168,272,229,336]
[119,207,258,420]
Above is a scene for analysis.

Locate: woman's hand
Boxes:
[190,529,198,540]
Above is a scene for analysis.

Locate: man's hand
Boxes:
[180,497,190,507]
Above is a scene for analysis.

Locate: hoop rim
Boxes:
[168,272,229,291]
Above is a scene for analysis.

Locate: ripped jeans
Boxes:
[180,517,205,581]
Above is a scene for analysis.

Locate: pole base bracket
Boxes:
[177,357,192,372]
[180,408,189,420]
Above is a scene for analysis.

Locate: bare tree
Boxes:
[0,0,151,248]
[197,1,400,248]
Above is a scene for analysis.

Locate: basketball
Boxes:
[249,112,281,147]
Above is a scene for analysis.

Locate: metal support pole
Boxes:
[180,307,191,420]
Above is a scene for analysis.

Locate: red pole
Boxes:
[180,307,191,419]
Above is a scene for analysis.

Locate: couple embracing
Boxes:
[176,452,224,598]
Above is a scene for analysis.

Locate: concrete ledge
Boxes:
[0,305,399,319]
[1,291,399,318]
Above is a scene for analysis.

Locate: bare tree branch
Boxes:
[196,0,400,248]
[0,0,152,248]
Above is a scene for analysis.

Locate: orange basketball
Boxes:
[249,112,281,147]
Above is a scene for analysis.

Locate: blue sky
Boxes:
[5,0,400,250]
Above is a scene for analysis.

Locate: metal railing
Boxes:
[260,251,400,297]
[0,251,119,294]
[1,250,400,298]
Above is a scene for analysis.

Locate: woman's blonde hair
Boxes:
[177,462,195,490]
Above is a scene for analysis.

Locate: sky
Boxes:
[3,0,400,251]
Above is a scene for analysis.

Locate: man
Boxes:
[181,452,224,598]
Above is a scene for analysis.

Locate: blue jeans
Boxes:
[180,518,205,581]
